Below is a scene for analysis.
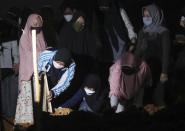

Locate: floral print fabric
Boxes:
[14,81,34,124]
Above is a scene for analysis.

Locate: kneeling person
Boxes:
[58,74,110,113]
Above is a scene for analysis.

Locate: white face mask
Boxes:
[84,88,95,96]
[64,15,73,22]
[53,61,64,69]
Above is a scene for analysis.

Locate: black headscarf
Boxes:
[47,48,72,88]
[101,0,130,51]
[83,74,107,112]
[57,10,96,58]
[53,48,72,66]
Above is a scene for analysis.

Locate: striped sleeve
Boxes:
[38,50,57,74]
[51,62,76,97]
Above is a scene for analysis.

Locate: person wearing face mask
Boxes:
[57,74,110,113]
[57,3,76,34]
[63,7,74,22]
[57,4,99,93]
[38,48,76,108]
[14,14,46,126]
[64,14,73,22]
[57,0,97,58]
[134,4,171,110]
[57,9,96,57]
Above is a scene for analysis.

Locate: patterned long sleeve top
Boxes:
[38,49,76,97]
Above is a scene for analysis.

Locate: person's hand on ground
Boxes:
[144,104,166,115]
[51,108,73,116]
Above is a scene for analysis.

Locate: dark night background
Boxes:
[0,0,185,33]
[1,0,185,130]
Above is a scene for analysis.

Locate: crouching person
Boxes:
[109,52,152,113]
[38,48,76,109]
[58,74,110,113]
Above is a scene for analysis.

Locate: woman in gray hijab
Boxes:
[134,4,171,109]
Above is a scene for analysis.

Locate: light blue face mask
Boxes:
[143,17,152,26]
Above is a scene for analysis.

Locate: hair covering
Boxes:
[48,48,72,87]
[19,14,46,82]
[57,10,96,57]
[102,0,129,52]
[83,74,101,91]
[71,11,86,22]
[53,48,72,65]
[109,52,152,100]
[21,7,34,29]
[142,4,167,34]
[83,74,108,112]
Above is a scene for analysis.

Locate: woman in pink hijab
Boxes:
[15,14,46,126]
[109,52,152,113]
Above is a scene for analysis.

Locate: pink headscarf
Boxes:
[19,14,46,83]
[109,52,152,100]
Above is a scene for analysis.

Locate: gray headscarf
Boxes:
[142,4,167,34]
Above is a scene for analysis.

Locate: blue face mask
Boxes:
[143,17,152,26]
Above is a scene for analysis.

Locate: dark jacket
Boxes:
[135,30,171,74]
[59,87,109,113]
